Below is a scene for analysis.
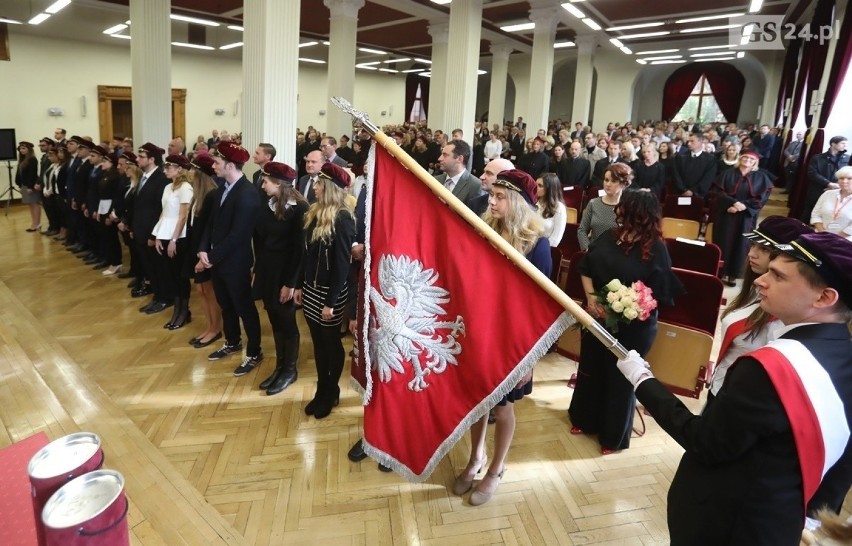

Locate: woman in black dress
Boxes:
[710,150,773,286]
[294,163,356,419]
[186,154,223,348]
[16,141,41,232]
[568,190,682,454]
[255,162,308,396]
[453,169,552,506]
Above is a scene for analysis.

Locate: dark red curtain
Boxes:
[788,0,838,219]
[774,39,803,126]
[405,73,429,123]
[662,62,745,122]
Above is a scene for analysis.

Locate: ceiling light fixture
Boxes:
[554,41,575,48]
[650,60,687,65]
[299,58,326,64]
[561,4,585,18]
[402,68,424,73]
[28,13,51,25]
[110,34,131,40]
[170,14,220,26]
[618,31,671,39]
[680,23,740,33]
[643,55,683,61]
[0,17,23,24]
[413,58,432,64]
[322,41,330,45]
[749,0,763,13]
[737,51,745,58]
[620,46,633,55]
[500,22,535,32]
[477,69,487,74]
[103,24,128,35]
[227,25,243,31]
[358,61,381,66]
[582,18,601,30]
[418,72,431,78]
[172,42,214,50]
[691,51,739,57]
[219,42,243,50]
[383,57,411,64]
[45,0,71,14]
[299,41,318,48]
[695,56,735,62]
[637,48,679,55]
[688,44,734,51]
[676,12,744,24]
[609,38,624,47]
[378,68,398,73]
[358,47,386,54]
[636,59,648,64]
[430,0,452,4]
[606,22,665,32]
[355,64,378,70]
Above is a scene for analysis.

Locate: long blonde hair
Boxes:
[303,178,355,242]
[125,164,142,190]
[484,189,543,255]
[189,168,217,217]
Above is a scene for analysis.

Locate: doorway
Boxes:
[97,85,187,143]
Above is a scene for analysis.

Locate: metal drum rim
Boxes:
[27,432,102,479]
[41,469,125,529]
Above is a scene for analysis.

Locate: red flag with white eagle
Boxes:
[355,144,573,481]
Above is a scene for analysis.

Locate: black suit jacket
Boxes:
[130,167,169,241]
[199,175,261,273]
[591,157,626,186]
[558,157,591,188]
[297,174,318,204]
[637,323,852,546]
[672,152,717,196]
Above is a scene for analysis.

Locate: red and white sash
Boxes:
[748,339,850,511]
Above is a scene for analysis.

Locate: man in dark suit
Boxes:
[251,142,276,193]
[131,143,170,312]
[752,124,776,170]
[199,142,263,376]
[616,231,852,546]
[336,135,355,165]
[320,136,348,167]
[508,126,524,160]
[564,141,592,188]
[801,135,849,222]
[207,129,220,149]
[433,139,481,205]
[672,133,717,197]
[591,141,624,187]
[570,122,585,141]
[63,137,85,249]
[297,150,324,204]
[70,140,95,254]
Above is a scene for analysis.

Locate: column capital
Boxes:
[575,33,599,54]
[529,6,560,34]
[428,20,450,43]
[489,41,513,60]
[323,0,364,19]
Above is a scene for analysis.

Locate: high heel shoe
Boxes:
[168,311,191,330]
[600,447,621,455]
[26,225,41,232]
[570,426,584,435]
[469,468,504,506]
[452,457,487,495]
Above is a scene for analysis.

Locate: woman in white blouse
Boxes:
[484,132,503,163]
[810,165,852,241]
[152,154,195,330]
[535,173,567,246]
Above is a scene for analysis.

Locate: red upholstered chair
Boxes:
[646,267,724,398]
[663,194,705,222]
[664,237,723,276]
[562,185,584,222]
[555,224,581,286]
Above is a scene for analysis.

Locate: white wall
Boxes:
[0,31,406,149]
[591,50,641,128]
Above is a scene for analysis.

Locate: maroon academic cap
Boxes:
[319,162,351,189]
[190,154,215,177]
[18,141,34,148]
[213,141,250,164]
[121,151,137,165]
[745,216,813,246]
[137,142,165,157]
[776,231,852,308]
[494,169,537,205]
[91,145,109,157]
[164,154,191,169]
[261,161,297,183]
[39,137,55,146]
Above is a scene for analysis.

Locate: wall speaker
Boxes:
[0,128,18,161]
[80,96,87,117]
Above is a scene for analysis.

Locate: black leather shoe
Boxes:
[347,440,368,462]
[192,332,222,348]
[83,256,101,264]
[91,261,108,270]
[378,464,392,473]
[139,300,156,313]
[131,286,152,298]
[145,301,171,314]
[259,367,283,390]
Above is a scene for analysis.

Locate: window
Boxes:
[409,83,427,122]
[672,75,727,124]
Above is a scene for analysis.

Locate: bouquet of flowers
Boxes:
[596,279,658,333]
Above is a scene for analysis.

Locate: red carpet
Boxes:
[0,433,50,546]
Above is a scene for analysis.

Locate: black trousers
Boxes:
[120,230,140,279]
[135,238,159,295]
[154,239,190,301]
[42,194,62,231]
[212,268,261,357]
[264,297,300,342]
[102,220,122,266]
[306,317,344,401]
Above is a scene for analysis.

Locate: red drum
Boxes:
[41,470,129,546]
[28,432,104,546]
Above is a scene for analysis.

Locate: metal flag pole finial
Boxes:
[331,96,379,134]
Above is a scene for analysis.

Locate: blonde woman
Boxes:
[152,154,194,329]
[453,169,551,506]
[187,155,223,348]
[294,163,356,419]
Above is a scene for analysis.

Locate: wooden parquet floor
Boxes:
[0,203,847,545]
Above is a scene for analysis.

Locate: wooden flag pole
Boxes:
[332,97,628,360]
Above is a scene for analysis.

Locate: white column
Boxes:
[572,34,597,128]
[443,0,483,138]
[526,6,559,134]
[130,0,171,148]
[242,0,300,168]
[325,0,364,141]
[427,21,449,132]
[488,42,513,129]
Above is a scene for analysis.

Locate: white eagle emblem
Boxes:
[369,255,465,392]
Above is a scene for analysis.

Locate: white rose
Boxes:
[611,301,624,313]
[606,279,624,292]
[623,307,639,320]
[607,292,619,303]
[620,295,635,306]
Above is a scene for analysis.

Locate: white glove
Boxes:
[616,349,654,390]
